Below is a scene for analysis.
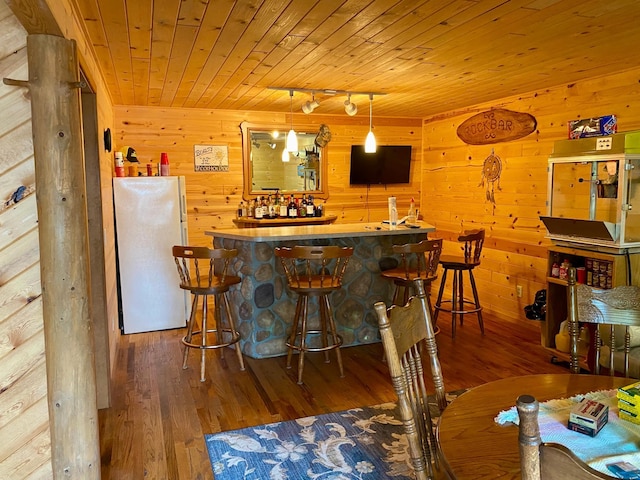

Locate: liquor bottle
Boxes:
[237,201,244,219]
[407,197,417,224]
[288,194,298,218]
[279,194,288,218]
[299,194,307,217]
[267,194,276,218]
[315,202,323,217]
[306,195,315,216]
[254,198,264,219]
[247,199,254,218]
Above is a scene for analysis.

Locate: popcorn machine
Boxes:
[541,130,640,252]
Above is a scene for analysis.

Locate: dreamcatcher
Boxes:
[479,149,502,204]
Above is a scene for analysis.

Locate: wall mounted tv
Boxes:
[349,145,412,185]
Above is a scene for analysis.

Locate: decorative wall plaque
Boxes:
[194,145,229,172]
[457,108,537,145]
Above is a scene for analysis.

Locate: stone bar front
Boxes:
[205,222,435,359]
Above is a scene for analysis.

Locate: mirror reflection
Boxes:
[241,122,328,199]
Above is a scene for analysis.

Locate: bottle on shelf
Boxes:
[288,194,298,218]
[306,195,315,217]
[247,199,254,218]
[407,197,417,224]
[558,258,570,280]
[237,201,244,219]
[267,194,276,218]
[315,201,323,217]
[279,194,288,218]
[299,194,307,217]
[254,198,264,219]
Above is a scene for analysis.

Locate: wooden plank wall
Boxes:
[0,2,51,478]
[113,106,424,247]
[422,67,640,325]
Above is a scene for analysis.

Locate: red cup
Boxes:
[576,267,587,284]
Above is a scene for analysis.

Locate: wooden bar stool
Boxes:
[381,238,443,309]
[275,245,354,384]
[433,229,485,337]
[172,245,245,382]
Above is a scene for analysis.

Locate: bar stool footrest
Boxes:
[286,330,343,353]
[182,328,241,350]
[434,299,482,315]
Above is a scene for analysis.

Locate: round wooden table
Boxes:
[437,374,631,479]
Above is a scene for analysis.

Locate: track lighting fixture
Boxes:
[302,93,320,114]
[344,94,357,116]
[286,90,298,152]
[365,94,376,153]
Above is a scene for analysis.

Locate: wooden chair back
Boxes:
[459,228,485,264]
[374,278,446,480]
[274,245,353,292]
[392,238,443,282]
[517,394,614,480]
[567,267,640,376]
[172,245,239,291]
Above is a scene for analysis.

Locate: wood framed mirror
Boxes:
[241,121,329,200]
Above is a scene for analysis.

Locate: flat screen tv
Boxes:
[349,145,412,185]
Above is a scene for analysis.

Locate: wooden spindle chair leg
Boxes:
[200,294,209,382]
[287,296,304,370]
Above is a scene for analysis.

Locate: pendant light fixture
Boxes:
[286,90,298,153]
[365,93,376,153]
[281,148,290,162]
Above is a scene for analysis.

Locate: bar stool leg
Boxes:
[319,297,330,363]
[213,294,224,360]
[468,270,485,334]
[200,294,209,382]
[323,295,344,378]
[457,270,465,326]
[221,291,246,370]
[433,268,448,325]
[297,296,310,385]
[287,296,304,370]
[183,294,199,370]
[451,269,459,337]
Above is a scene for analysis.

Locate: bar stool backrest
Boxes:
[459,229,485,265]
[275,245,354,289]
[172,245,238,289]
[392,238,443,281]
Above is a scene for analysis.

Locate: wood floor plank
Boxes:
[99,312,566,479]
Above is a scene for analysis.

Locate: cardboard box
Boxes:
[617,381,640,406]
[619,409,640,425]
[568,114,617,139]
[568,398,608,436]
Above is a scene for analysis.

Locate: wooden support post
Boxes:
[27,34,100,479]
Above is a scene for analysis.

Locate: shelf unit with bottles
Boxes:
[542,244,640,370]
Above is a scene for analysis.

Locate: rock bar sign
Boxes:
[457,108,537,145]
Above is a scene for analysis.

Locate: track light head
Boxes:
[344,94,357,116]
[301,99,320,114]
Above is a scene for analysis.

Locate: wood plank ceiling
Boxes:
[73,0,640,117]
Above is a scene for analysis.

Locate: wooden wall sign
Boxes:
[457,108,537,145]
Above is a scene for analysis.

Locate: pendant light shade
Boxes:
[281,148,290,162]
[365,94,376,153]
[287,90,298,152]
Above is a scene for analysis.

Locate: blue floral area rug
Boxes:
[205,390,466,479]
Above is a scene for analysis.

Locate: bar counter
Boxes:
[205,222,435,359]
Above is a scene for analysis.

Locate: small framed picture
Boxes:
[194,145,229,172]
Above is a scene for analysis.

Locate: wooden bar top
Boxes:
[205,221,435,242]
[232,214,337,228]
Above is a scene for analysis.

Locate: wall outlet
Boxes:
[516,285,523,298]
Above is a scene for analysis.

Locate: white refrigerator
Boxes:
[113,176,190,334]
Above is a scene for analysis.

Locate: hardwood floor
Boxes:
[98,313,567,479]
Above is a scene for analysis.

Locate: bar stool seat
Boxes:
[172,245,245,382]
[433,229,485,337]
[275,245,354,384]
